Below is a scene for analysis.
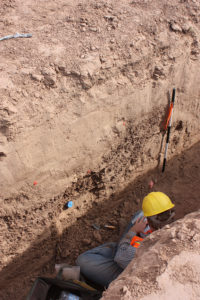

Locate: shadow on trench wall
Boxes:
[0,141,200,300]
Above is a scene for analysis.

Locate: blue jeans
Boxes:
[76,242,122,287]
[76,211,145,287]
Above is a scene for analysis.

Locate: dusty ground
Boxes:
[0,0,200,299]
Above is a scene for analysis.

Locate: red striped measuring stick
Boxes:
[162,88,176,172]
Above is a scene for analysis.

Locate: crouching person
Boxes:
[76,192,175,288]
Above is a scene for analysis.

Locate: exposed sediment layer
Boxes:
[0,1,200,299]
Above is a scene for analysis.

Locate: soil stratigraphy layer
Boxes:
[0,142,200,300]
[0,0,200,299]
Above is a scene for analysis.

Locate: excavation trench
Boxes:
[0,141,200,300]
[1,1,200,299]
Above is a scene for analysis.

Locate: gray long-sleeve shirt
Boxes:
[114,210,151,269]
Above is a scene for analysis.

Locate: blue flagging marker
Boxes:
[162,88,176,173]
[64,201,74,209]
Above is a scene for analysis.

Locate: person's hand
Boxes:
[131,217,147,234]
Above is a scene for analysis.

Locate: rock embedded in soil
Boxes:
[31,73,43,82]
[82,238,92,246]
[170,23,182,32]
[93,231,102,243]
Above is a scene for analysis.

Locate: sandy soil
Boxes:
[1,0,200,199]
[0,0,200,299]
[0,141,200,299]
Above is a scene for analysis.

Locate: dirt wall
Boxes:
[1,0,200,201]
[0,141,200,300]
[0,1,200,299]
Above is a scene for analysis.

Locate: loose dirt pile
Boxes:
[102,210,200,300]
[0,0,200,299]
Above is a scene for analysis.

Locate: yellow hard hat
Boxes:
[142,192,174,217]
